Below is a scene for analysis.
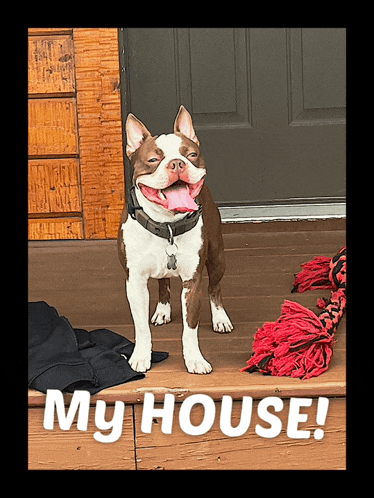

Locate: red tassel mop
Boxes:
[291,256,332,293]
[241,247,346,380]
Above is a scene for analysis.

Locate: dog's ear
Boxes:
[174,105,199,146]
[126,114,151,157]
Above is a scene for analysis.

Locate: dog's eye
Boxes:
[148,157,159,163]
[187,152,197,159]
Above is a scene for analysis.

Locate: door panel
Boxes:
[125,28,177,135]
[190,28,236,113]
[288,28,346,125]
[177,28,252,129]
[120,28,345,207]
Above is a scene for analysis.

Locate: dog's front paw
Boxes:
[129,349,151,373]
[184,355,212,374]
[151,302,172,326]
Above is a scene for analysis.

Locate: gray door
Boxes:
[119,28,345,210]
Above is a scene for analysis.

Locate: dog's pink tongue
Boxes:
[163,184,198,212]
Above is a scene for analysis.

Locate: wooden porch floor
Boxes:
[28,219,346,470]
[28,219,346,404]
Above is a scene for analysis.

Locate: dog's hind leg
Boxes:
[151,278,172,326]
[206,245,233,333]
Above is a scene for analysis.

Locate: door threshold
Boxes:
[219,202,346,223]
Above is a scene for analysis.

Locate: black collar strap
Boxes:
[127,186,203,240]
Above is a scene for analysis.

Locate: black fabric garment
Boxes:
[28,301,168,395]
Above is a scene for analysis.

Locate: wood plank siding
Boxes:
[28,28,125,240]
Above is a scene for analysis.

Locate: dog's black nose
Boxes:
[167,159,185,171]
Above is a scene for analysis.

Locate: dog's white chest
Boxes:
[121,216,203,281]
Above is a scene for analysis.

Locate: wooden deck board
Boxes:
[28,220,346,406]
[133,397,346,470]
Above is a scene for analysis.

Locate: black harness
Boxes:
[127,186,203,242]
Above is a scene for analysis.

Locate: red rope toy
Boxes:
[241,247,346,380]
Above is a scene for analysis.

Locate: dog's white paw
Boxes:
[129,349,151,373]
[212,307,233,333]
[151,302,172,326]
[184,355,212,374]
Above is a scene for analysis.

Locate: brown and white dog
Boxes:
[118,106,233,374]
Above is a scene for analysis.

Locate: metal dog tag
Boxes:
[166,225,178,270]
[167,253,177,270]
